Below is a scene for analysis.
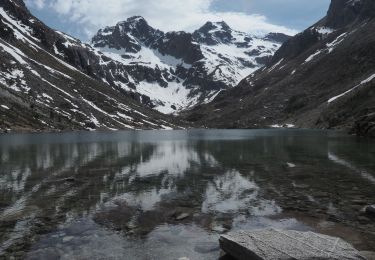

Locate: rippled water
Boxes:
[0,129,374,259]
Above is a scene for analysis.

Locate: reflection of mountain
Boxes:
[202,169,280,215]
[0,132,279,257]
[1,130,375,257]
[328,151,375,184]
[122,141,218,178]
[327,138,375,185]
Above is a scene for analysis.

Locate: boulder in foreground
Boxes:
[220,229,366,260]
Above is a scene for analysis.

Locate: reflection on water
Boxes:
[328,151,375,184]
[0,130,375,259]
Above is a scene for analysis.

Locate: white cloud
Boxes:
[25,0,297,38]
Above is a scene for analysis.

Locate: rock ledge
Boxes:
[220,229,366,260]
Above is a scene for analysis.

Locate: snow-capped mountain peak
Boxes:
[90,17,290,114]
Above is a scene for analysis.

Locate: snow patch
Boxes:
[326,33,347,53]
[268,58,284,72]
[0,41,27,64]
[328,73,375,103]
[315,27,334,35]
[304,49,323,63]
[270,124,295,128]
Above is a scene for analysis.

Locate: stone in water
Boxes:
[220,229,366,260]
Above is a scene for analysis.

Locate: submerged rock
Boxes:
[365,205,375,215]
[64,177,76,183]
[219,229,365,260]
[194,242,219,254]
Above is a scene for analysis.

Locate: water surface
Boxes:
[0,129,374,259]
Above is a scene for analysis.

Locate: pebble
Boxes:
[286,162,296,168]
[175,213,190,221]
[62,236,74,243]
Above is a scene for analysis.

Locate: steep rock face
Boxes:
[270,29,321,63]
[157,31,204,64]
[185,0,375,137]
[91,18,290,113]
[92,16,162,52]
[192,21,234,45]
[326,0,375,28]
[263,33,290,44]
[0,0,181,132]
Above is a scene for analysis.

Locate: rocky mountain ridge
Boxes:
[0,0,182,132]
[91,17,290,113]
[186,0,375,137]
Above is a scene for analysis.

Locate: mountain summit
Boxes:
[92,16,163,52]
[193,21,234,45]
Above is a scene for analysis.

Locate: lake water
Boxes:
[0,129,374,259]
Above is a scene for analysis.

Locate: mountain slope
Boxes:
[0,0,182,133]
[186,0,375,137]
[91,18,290,113]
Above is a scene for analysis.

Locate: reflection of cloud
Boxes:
[107,142,220,210]
[201,170,281,216]
[111,186,174,211]
[125,141,218,178]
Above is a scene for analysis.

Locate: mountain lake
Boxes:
[0,129,374,259]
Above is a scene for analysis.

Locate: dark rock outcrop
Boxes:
[326,0,375,28]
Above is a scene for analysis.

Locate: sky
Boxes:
[25,0,330,41]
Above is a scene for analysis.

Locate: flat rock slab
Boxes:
[220,229,366,260]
